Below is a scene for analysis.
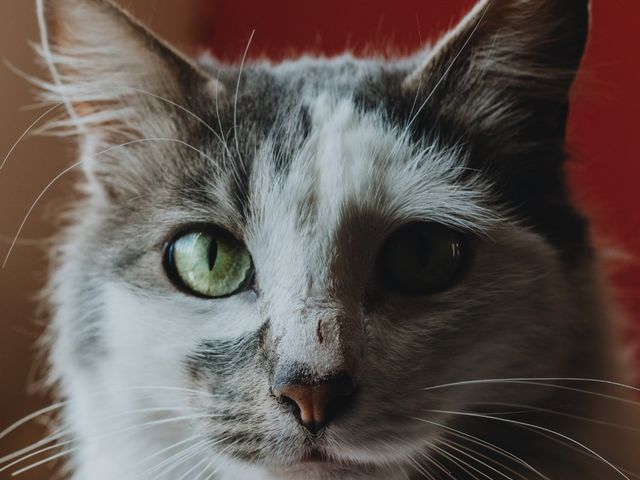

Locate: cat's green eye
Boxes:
[378,223,467,295]
[164,229,253,298]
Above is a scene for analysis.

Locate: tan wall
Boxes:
[0,1,197,478]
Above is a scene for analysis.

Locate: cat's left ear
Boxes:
[37,0,223,137]
[402,0,591,263]
[404,0,589,152]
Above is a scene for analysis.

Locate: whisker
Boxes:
[10,445,73,477]
[140,433,234,479]
[164,442,216,480]
[400,451,435,480]
[444,437,529,480]
[431,442,483,480]
[429,409,631,480]
[0,400,69,441]
[409,416,549,480]
[2,431,71,467]
[2,136,218,268]
[205,439,245,478]
[138,437,210,479]
[423,377,640,398]
[406,67,424,130]
[395,437,453,480]
[233,29,256,163]
[2,156,82,268]
[410,453,438,480]
[175,457,208,480]
[1,403,206,467]
[383,439,435,480]
[215,70,233,159]
[0,103,63,172]
[425,455,456,480]
[0,234,51,247]
[0,439,67,474]
[3,413,203,472]
[2,407,213,468]
[1,384,215,443]
[214,68,231,157]
[134,433,205,472]
[405,1,491,130]
[192,457,215,480]
[124,86,232,158]
[471,400,640,434]
[439,437,515,480]
[516,426,640,480]
[4,55,231,159]
[201,463,220,480]
[157,437,244,480]
[7,414,213,477]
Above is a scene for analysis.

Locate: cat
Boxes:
[2,0,640,478]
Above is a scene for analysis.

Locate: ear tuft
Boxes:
[403,0,590,142]
[33,0,227,200]
[401,0,592,264]
[36,0,220,137]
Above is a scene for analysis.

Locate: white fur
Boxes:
[11,1,638,479]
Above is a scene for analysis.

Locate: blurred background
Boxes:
[0,0,638,478]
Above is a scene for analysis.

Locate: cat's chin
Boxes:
[265,459,384,480]
[268,461,359,478]
[253,449,404,480]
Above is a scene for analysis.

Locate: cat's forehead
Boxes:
[221,88,495,253]
[170,64,502,244]
[253,92,489,220]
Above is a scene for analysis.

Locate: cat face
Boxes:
[40,0,597,478]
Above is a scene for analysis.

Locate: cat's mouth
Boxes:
[267,450,379,477]
[269,450,364,478]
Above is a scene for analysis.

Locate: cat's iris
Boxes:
[165,229,253,298]
[378,223,467,295]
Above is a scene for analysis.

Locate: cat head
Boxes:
[40,0,596,477]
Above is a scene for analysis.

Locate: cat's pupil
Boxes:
[208,239,218,271]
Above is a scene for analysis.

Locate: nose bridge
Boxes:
[271,299,357,377]
[266,297,362,432]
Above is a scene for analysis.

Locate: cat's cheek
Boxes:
[100,283,202,389]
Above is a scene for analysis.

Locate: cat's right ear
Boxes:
[36,0,225,198]
[37,0,224,138]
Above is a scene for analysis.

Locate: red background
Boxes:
[195,0,640,362]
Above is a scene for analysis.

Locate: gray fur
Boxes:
[13,0,639,479]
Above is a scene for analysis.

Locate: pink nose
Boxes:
[273,373,356,433]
